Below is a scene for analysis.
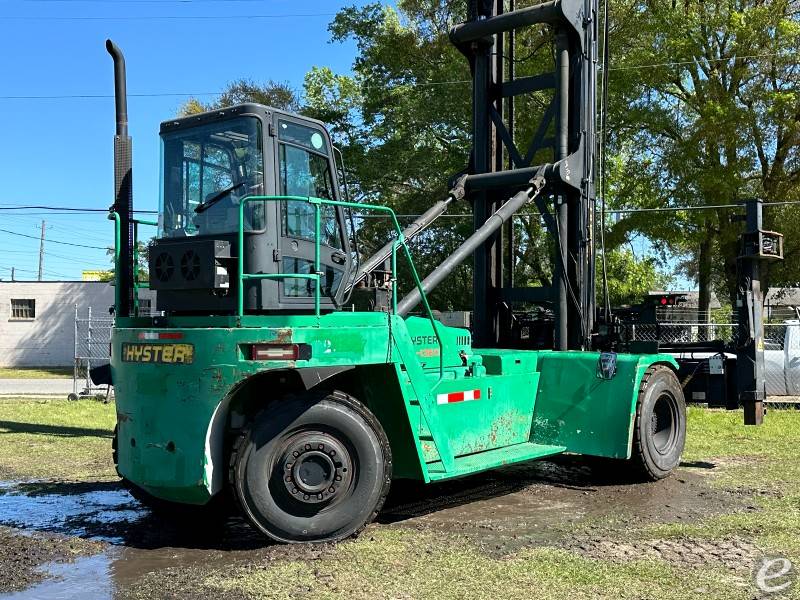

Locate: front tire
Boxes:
[629,365,686,480]
[230,390,392,543]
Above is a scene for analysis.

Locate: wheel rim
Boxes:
[650,391,678,454]
[275,431,354,507]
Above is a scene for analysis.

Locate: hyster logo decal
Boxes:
[121,343,194,364]
[411,335,438,346]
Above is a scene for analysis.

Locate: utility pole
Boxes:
[38,220,46,281]
[11,267,15,282]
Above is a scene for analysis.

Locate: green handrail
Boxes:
[237,196,322,318]
[236,195,445,382]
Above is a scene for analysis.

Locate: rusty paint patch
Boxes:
[274,328,293,344]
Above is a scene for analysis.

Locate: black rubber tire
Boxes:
[230,390,392,543]
[629,365,686,480]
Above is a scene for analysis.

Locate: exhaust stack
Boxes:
[106,39,135,317]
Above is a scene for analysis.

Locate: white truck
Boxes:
[764,320,800,396]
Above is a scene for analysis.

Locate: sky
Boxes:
[0,0,693,289]
[0,0,369,281]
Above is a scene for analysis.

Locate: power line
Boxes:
[0,92,221,100]
[0,228,108,250]
[0,205,158,214]
[353,200,800,219]
[0,50,794,100]
[0,82,473,101]
[608,51,795,71]
[21,0,294,2]
[0,12,336,20]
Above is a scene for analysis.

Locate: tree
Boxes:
[174,1,674,311]
[605,0,800,315]
[104,241,149,282]
[180,79,300,116]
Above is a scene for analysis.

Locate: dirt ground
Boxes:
[0,399,798,599]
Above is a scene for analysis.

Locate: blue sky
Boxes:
[0,0,368,280]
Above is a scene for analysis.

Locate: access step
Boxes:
[426,441,566,481]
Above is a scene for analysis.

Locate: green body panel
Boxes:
[531,352,678,458]
[111,311,677,504]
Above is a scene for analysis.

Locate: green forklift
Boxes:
[107,0,687,543]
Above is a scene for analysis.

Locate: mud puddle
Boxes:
[0,455,744,596]
[2,554,112,600]
[380,455,741,554]
[0,480,277,598]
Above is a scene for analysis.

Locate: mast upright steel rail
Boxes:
[450,0,597,351]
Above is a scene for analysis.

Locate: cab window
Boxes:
[278,121,342,249]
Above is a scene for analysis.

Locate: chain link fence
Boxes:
[73,306,114,399]
[622,306,800,404]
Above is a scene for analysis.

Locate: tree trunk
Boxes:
[697,232,712,324]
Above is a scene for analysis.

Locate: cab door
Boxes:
[273,114,350,308]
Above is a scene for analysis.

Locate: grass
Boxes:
[203,530,747,600]
[0,367,73,379]
[1,400,800,598]
[642,407,800,570]
[0,398,116,481]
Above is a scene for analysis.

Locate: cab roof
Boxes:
[159,103,327,134]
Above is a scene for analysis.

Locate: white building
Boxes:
[0,281,156,367]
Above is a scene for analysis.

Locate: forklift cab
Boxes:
[150,104,352,315]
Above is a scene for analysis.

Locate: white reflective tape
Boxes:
[436,389,481,404]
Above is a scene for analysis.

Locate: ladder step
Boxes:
[426,441,566,481]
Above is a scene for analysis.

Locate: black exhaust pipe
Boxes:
[106,39,134,318]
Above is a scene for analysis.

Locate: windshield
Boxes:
[160,117,264,238]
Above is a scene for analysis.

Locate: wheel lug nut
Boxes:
[329,487,335,493]
[335,475,342,481]
[305,444,311,450]
[318,444,324,450]
[317,493,323,500]
[291,488,298,494]
[329,450,335,457]
[285,476,291,482]
[292,451,299,457]
[303,494,310,500]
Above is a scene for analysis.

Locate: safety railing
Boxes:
[237,195,445,381]
[109,211,157,318]
[109,198,446,382]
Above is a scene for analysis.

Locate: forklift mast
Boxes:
[454,0,597,350]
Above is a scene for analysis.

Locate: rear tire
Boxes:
[230,390,392,543]
[629,365,686,480]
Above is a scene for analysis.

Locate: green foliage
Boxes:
[171,0,800,313]
[105,241,149,282]
[605,0,800,306]
[179,79,299,116]
[600,248,670,306]
[305,1,476,308]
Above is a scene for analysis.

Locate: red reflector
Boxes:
[251,343,300,361]
[660,298,667,305]
[138,332,183,340]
